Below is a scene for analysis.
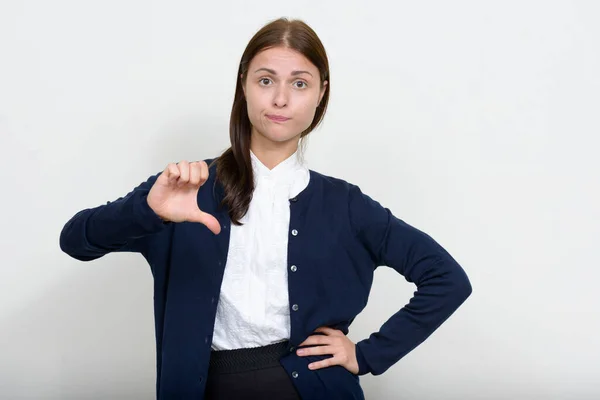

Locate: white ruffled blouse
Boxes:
[211,148,310,350]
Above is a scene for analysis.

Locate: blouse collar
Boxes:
[250,148,306,185]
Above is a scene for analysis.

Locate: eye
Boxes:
[258,77,308,89]
[294,81,308,89]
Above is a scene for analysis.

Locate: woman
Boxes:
[60,17,472,400]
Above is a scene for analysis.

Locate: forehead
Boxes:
[250,46,317,74]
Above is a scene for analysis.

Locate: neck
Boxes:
[249,130,301,170]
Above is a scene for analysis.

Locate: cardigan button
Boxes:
[290,265,297,272]
[290,197,298,202]
[291,229,298,236]
[292,304,299,311]
[292,371,299,378]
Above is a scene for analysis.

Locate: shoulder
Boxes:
[309,169,366,202]
[308,169,381,221]
[316,169,390,218]
[308,170,391,240]
[310,169,355,191]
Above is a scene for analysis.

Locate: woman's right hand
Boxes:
[147,160,221,234]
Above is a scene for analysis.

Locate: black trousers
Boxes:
[204,340,301,400]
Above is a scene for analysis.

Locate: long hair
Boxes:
[209,17,331,225]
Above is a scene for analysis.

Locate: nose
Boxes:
[273,84,289,108]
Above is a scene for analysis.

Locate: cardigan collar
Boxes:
[211,153,317,209]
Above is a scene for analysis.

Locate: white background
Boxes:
[1,1,599,399]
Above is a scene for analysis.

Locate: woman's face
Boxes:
[242,46,327,147]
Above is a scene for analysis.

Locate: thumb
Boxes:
[188,210,222,235]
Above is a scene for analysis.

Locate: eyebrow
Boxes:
[253,68,313,78]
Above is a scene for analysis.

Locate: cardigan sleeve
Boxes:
[347,184,473,376]
[59,172,170,261]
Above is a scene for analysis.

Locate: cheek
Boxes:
[245,93,265,119]
[297,99,318,121]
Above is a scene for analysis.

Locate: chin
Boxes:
[261,127,299,142]
[266,133,298,143]
[251,121,303,143]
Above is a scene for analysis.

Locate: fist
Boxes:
[147,160,221,234]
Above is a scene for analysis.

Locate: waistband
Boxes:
[208,340,291,375]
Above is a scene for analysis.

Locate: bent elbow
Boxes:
[455,275,473,303]
[58,221,102,262]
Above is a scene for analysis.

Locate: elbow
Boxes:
[454,273,473,303]
[59,225,80,260]
[59,221,100,262]
[59,222,74,256]
[460,278,473,300]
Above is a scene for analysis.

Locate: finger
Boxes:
[314,326,338,335]
[189,162,201,186]
[297,345,333,356]
[165,163,180,184]
[189,209,221,235]
[178,161,190,185]
[198,160,209,185]
[308,356,339,370]
[299,335,329,347]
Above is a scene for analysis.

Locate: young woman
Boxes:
[60,17,472,400]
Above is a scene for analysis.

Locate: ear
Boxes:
[318,80,328,104]
[241,73,246,96]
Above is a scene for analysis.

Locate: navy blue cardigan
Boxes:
[60,158,472,399]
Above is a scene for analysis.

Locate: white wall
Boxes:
[1,1,598,399]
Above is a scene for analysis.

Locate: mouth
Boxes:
[266,114,291,122]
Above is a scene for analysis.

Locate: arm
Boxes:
[348,184,473,376]
[59,172,170,261]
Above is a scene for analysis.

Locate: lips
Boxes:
[267,114,291,122]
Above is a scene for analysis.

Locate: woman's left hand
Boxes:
[296,326,359,375]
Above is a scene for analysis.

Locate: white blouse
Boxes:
[211,148,310,350]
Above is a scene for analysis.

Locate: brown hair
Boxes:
[209,17,331,225]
